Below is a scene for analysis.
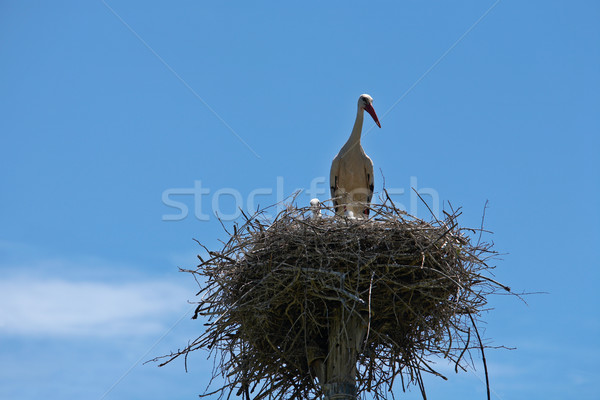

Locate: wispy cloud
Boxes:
[0,277,188,337]
[0,241,193,337]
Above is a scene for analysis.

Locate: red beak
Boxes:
[364,103,381,128]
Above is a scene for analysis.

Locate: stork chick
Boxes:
[309,198,322,219]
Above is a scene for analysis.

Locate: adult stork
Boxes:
[330,94,381,218]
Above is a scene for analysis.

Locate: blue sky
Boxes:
[1,1,599,399]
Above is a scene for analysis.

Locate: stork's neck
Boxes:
[344,107,365,150]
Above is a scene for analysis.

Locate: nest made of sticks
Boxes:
[157,197,511,400]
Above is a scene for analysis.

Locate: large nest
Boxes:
[158,198,511,400]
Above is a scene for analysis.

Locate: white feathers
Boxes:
[307,198,362,221]
[330,94,379,219]
[309,198,322,219]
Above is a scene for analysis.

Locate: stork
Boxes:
[309,198,322,219]
[330,94,381,218]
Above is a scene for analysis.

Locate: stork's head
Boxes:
[358,94,381,128]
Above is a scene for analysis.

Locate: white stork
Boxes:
[309,198,322,219]
[330,94,381,218]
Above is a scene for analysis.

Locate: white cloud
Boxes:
[0,278,190,337]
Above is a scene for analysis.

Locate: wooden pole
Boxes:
[321,307,366,400]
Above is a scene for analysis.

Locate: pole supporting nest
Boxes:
[321,308,366,400]
[323,382,358,400]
